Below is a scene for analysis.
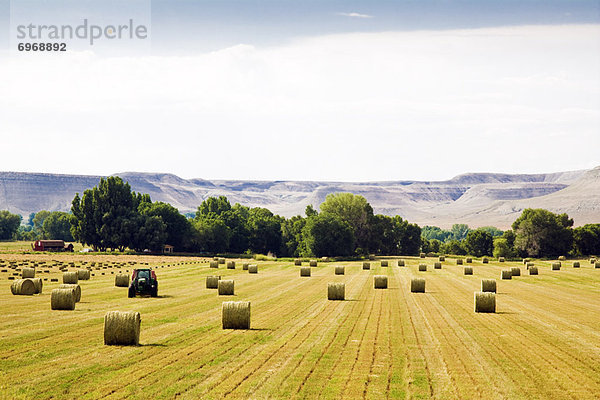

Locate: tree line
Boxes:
[0,176,598,257]
[68,177,422,256]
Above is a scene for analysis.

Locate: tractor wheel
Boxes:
[128,286,135,298]
[151,287,158,297]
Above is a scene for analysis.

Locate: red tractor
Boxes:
[128,269,158,298]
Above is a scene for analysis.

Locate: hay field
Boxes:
[0,255,599,399]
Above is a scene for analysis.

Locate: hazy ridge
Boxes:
[0,167,598,229]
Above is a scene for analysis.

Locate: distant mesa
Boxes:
[0,167,597,229]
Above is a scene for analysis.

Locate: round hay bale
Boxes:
[22,267,35,278]
[294,259,302,266]
[411,278,425,293]
[62,271,78,284]
[50,278,58,282]
[418,264,427,272]
[474,292,496,313]
[456,258,463,265]
[529,266,539,275]
[466,257,473,263]
[552,262,561,271]
[32,278,43,294]
[595,262,600,269]
[438,256,445,262]
[464,266,473,275]
[218,280,235,295]
[226,261,236,269]
[374,275,388,289]
[501,270,512,280]
[482,257,489,264]
[248,264,258,274]
[510,267,521,276]
[572,261,580,268]
[309,260,318,267]
[58,283,81,302]
[206,275,221,289]
[218,258,226,265]
[498,257,505,262]
[51,288,76,310]
[381,260,388,267]
[115,274,129,287]
[242,263,249,270]
[321,257,330,262]
[222,301,250,329]
[11,279,36,295]
[300,267,311,277]
[327,282,345,300]
[368,254,375,261]
[558,256,566,261]
[77,269,90,280]
[209,261,219,268]
[362,262,371,270]
[335,265,345,275]
[434,262,442,269]
[419,253,426,258]
[104,311,141,345]
[590,258,596,264]
[397,260,405,267]
[213,256,219,261]
[481,279,496,293]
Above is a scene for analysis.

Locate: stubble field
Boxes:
[0,254,599,399]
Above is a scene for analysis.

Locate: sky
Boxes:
[0,0,599,182]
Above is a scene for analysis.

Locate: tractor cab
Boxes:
[128,268,158,298]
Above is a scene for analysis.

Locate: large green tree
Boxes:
[42,211,74,241]
[442,239,467,255]
[302,213,354,257]
[0,210,22,240]
[193,217,231,253]
[512,208,573,257]
[280,215,307,257]
[247,207,282,255]
[319,192,374,254]
[421,226,452,242]
[573,224,600,256]
[71,177,145,251]
[464,229,493,257]
[451,224,471,241]
[493,237,516,258]
[140,201,192,251]
[32,210,51,237]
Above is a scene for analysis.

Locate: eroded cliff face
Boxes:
[0,168,595,229]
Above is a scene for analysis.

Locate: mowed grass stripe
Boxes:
[297,267,380,399]
[91,264,333,399]
[429,269,566,399]
[442,263,600,378]
[258,265,374,399]
[222,268,368,399]
[1,263,318,399]
[183,270,362,399]
[410,284,490,399]
[139,265,354,399]
[432,269,598,399]
[420,273,522,399]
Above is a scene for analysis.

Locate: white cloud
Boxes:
[0,24,598,181]
[337,12,373,19]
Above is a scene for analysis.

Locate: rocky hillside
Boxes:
[0,167,597,229]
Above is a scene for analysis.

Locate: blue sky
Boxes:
[2,1,599,53]
[148,0,600,52]
[0,1,599,181]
